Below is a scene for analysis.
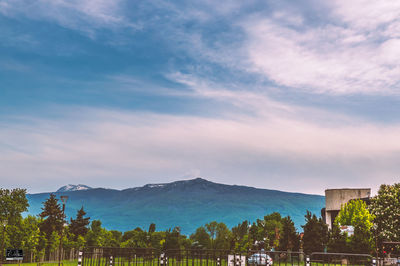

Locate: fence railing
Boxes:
[310,252,373,266]
[4,248,399,266]
[21,247,394,266]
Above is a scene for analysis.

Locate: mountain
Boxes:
[56,184,93,192]
[26,178,325,234]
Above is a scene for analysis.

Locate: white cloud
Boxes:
[0,0,139,36]
[243,15,400,95]
[1,99,400,194]
[330,0,400,35]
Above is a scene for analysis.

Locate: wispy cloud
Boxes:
[1,98,399,194]
[242,9,400,95]
[0,0,140,37]
[330,0,400,36]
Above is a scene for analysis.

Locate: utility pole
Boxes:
[58,196,68,266]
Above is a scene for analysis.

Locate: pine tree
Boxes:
[279,216,300,251]
[302,211,328,254]
[69,207,90,240]
[39,194,64,238]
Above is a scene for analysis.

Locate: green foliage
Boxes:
[369,183,400,250]
[69,207,90,240]
[262,212,283,249]
[48,231,60,252]
[163,227,182,250]
[190,226,211,249]
[335,199,374,254]
[0,188,30,261]
[120,229,147,248]
[215,222,231,250]
[279,216,300,251]
[302,211,328,254]
[232,221,250,251]
[21,216,41,255]
[205,221,218,248]
[39,194,64,238]
[327,224,348,253]
[0,188,29,224]
[335,199,374,230]
[85,220,118,247]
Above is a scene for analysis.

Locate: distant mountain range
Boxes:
[26,178,325,234]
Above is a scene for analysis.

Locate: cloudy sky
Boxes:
[1,0,400,194]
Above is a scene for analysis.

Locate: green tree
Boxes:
[85,220,104,246]
[190,226,210,249]
[335,199,374,253]
[69,207,90,240]
[21,216,41,262]
[39,194,64,237]
[369,183,400,254]
[262,212,283,249]
[214,223,231,250]
[121,227,147,248]
[163,227,181,250]
[0,188,29,224]
[279,216,299,251]
[302,211,328,254]
[205,221,218,248]
[327,224,348,253]
[149,231,165,250]
[0,188,29,258]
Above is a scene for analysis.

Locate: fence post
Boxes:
[110,256,113,266]
[160,253,165,266]
[372,258,376,266]
[306,256,310,266]
[217,258,220,266]
[77,251,83,266]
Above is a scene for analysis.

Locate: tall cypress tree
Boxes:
[69,207,90,240]
[39,194,64,238]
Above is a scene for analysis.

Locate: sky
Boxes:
[1,0,400,195]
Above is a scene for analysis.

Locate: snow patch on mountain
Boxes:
[56,184,92,192]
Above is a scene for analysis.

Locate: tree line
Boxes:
[0,183,399,262]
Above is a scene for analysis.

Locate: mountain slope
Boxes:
[26,178,324,234]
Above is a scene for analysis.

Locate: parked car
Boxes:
[248,253,273,265]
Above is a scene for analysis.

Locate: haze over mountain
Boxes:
[26,178,325,234]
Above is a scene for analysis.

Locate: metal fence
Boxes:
[80,248,307,266]
[81,247,161,266]
[79,248,390,266]
[309,252,373,266]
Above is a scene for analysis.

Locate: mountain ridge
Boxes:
[55,178,323,196]
[28,178,325,234]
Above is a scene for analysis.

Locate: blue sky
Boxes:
[1,0,400,194]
